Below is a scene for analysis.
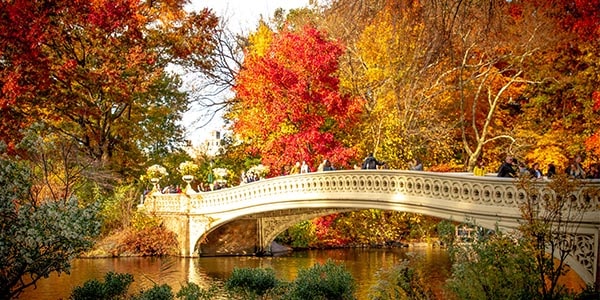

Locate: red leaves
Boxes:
[312,214,350,247]
[586,133,600,156]
[232,25,363,173]
[593,91,600,111]
[567,0,600,38]
[516,0,600,39]
[0,0,218,165]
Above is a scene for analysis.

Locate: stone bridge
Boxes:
[140,170,600,286]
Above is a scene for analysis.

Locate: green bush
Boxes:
[132,284,174,300]
[225,267,279,298]
[70,279,104,300]
[445,233,539,300]
[99,184,139,235]
[436,220,456,247]
[368,259,433,300]
[286,259,355,300]
[70,272,133,300]
[0,157,102,299]
[176,282,219,300]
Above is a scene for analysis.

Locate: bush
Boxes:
[368,259,433,300]
[286,259,355,300]
[120,225,178,256]
[436,220,456,247]
[132,284,173,300]
[0,158,101,299]
[445,233,539,300]
[176,282,219,300]
[70,272,133,300]
[99,184,139,235]
[225,267,279,298]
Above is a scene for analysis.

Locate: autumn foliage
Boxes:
[586,91,600,156]
[0,0,218,168]
[230,24,363,174]
[120,225,179,256]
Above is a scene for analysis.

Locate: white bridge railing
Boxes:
[148,170,599,223]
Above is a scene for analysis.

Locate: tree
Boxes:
[0,0,218,174]
[343,3,456,168]
[510,0,600,167]
[228,24,363,174]
[517,174,595,299]
[445,174,597,299]
[446,231,539,299]
[433,0,545,171]
[586,91,600,156]
[184,19,245,129]
[0,151,101,299]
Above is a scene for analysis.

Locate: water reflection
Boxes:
[20,247,450,300]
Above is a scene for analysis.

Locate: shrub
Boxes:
[120,225,178,256]
[225,267,279,298]
[368,259,433,300]
[132,284,173,300]
[70,272,133,300]
[176,282,219,300]
[99,184,139,235]
[445,232,539,300]
[286,259,355,300]
[0,157,101,299]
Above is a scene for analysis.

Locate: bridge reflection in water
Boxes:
[141,170,600,286]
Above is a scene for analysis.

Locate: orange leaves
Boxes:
[585,91,600,156]
[0,0,218,172]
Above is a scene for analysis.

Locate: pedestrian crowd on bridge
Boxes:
[281,152,429,174]
[489,153,600,179]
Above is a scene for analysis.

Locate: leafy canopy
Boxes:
[229,24,363,173]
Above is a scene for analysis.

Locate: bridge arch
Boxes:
[142,170,600,286]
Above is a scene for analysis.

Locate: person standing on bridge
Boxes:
[497,155,517,177]
[409,158,423,171]
[290,161,300,175]
[300,161,310,173]
[317,159,335,171]
[362,153,385,169]
[473,158,487,176]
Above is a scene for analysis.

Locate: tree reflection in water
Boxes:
[19,247,451,300]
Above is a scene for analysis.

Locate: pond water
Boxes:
[19,247,451,299]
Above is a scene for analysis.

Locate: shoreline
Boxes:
[80,237,441,258]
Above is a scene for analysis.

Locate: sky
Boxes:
[183,0,310,146]
[189,0,310,33]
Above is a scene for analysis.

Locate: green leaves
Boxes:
[0,157,101,299]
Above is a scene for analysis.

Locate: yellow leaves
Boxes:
[279,121,298,135]
[247,21,274,58]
